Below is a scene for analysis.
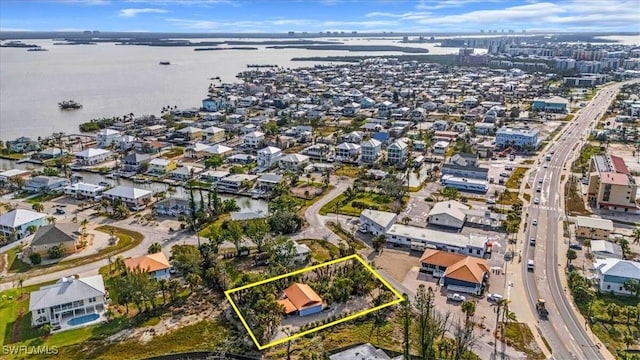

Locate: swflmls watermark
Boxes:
[2,345,59,355]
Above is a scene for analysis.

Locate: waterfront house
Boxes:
[243,131,266,149]
[257,173,284,191]
[64,182,105,200]
[96,129,122,149]
[0,209,46,240]
[0,169,29,186]
[202,97,231,112]
[279,153,310,171]
[121,153,150,172]
[8,137,40,153]
[24,176,70,193]
[103,186,153,210]
[29,275,106,329]
[419,250,489,295]
[335,142,361,163]
[216,174,258,193]
[277,283,324,317]
[199,170,230,184]
[170,166,201,181]
[360,138,383,163]
[427,200,467,229]
[203,126,225,144]
[30,223,80,257]
[154,197,191,217]
[593,259,640,295]
[37,147,66,160]
[148,158,177,175]
[75,148,110,166]
[124,253,171,281]
[257,146,283,169]
[386,139,408,165]
[142,124,167,136]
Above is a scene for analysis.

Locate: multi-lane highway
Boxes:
[521,81,635,360]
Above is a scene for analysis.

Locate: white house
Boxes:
[244,131,265,149]
[64,182,106,200]
[29,276,106,329]
[427,200,467,229]
[336,142,361,163]
[279,153,310,171]
[433,141,450,155]
[24,176,70,193]
[590,240,623,259]
[96,129,122,148]
[75,148,110,166]
[361,139,382,163]
[359,209,398,236]
[293,241,311,264]
[103,186,153,210]
[593,259,640,295]
[0,209,46,240]
[257,146,283,169]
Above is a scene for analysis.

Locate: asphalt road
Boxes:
[521,81,637,360]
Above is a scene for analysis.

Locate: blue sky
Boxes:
[1,0,639,33]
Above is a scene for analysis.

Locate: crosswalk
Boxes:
[526,205,558,211]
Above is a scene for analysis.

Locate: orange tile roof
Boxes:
[277,298,298,314]
[282,283,322,311]
[419,249,466,267]
[124,252,171,273]
[444,257,489,284]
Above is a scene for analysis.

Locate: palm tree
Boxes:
[45,215,56,225]
[401,216,411,225]
[606,303,620,325]
[372,234,386,254]
[17,276,25,297]
[186,273,202,294]
[158,279,168,304]
[461,300,476,326]
[633,227,640,245]
[31,202,44,213]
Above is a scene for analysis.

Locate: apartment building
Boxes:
[586,155,638,212]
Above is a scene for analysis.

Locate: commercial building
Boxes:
[594,259,640,295]
[359,209,398,236]
[495,126,539,150]
[441,175,488,193]
[587,155,638,212]
[385,224,487,258]
[590,240,623,260]
[419,250,489,295]
[427,200,467,229]
[531,96,569,113]
[574,216,614,239]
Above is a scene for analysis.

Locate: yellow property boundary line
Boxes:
[224,254,404,350]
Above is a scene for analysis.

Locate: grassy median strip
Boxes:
[505,167,527,189]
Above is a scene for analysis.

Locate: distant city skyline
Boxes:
[1,0,639,33]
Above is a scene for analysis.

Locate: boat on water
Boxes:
[58,100,82,110]
[27,47,48,52]
[209,76,221,80]
[159,61,171,65]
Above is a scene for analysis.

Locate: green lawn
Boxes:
[0,152,23,160]
[503,323,545,360]
[334,165,361,178]
[319,192,400,217]
[3,245,30,273]
[572,143,601,173]
[26,193,63,205]
[298,239,340,262]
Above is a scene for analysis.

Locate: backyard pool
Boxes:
[67,313,100,326]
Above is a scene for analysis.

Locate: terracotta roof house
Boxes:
[277,283,324,316]
[124,252,171,280]
[419,249,489,295]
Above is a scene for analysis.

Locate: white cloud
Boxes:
[416,0,505,10]
[166,18,218,30]
[119,8,168,17]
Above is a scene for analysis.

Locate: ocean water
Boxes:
[0,37,457,141]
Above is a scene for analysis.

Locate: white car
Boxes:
[534,198,539,204]
[447,293,466,302]
[532,219,538,226]
[487,293,504,302]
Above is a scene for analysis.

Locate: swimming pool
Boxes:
[67,313,99,326]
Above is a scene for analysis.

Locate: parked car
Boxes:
[569,243,583,250]
[504,251,513,261]
[486,198,496,204]
[487,293,504,302]
[357,225,368,233]
[447,293,466,302]
[533,198,539,205]
[55,208,65,214]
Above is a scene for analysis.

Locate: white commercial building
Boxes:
[427,200,467,229]
[359,209,398,236]
[385,224,487,258]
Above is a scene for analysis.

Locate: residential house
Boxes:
[96,129,121,148]
[279,153,310,171]
[257,146,283,169]
[8,137,40,153]
[432,120,449,132]
[341,131,364,144]
[121,153,150,172]
[30,223,79,257]
[433,141,450,155]
[64,182,105,200]
[419,250,489,295]
[277,283,324,317]
[103,186,153,210]
[148,158,177,175]
[29,276,106,328]
[342,103,361,116]
[257,173,283,191]
[177,127,203,142]
[427,200,467,229]
[203,126,225,144]
[227,154,256,165]
[37,147,66,160]
[24,176,70,193]
[386,224,487,257]
[243,131,266,149]
[359,209,398,236]
[170,166,201,181]
[411,108,426,121]
[154,197,191,217]
[124,252,171,281]
[586,155,638,212]
[0,169,29,186]
[0,209,46,240]
[199,170,230,185]
[593,259,640,295]
[75,148,110,166]
[495,127,539,150]
[462,96,478,108]
[302,144,333,160]
[216,174,258,193]
[203,144,233,158]
[361,138,383,163]
[292,241,311,264]
[590,240,623,259]
[441,163,489,181]
[574,216,614,239]
[386,139,408,165]
[329,343,399,360]
[377,101,394,117]
[335,142,361,163]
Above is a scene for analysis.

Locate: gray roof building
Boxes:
[31,223,78,246]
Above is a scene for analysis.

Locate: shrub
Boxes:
[29,252,42,265]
